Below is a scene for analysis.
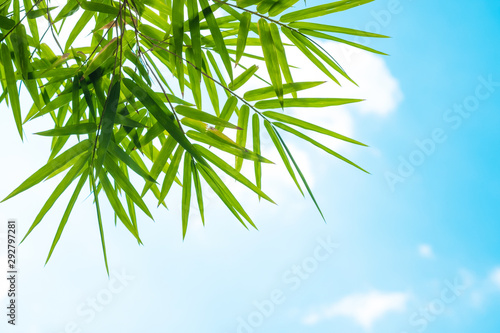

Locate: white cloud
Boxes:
[489,267,500,289]
[418,244,434,259]
[303,290,409,329]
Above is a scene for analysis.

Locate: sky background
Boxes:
[1,0,500,332]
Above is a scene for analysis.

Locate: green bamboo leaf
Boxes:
[175,105,240,129]
[142,134,177,196]
[187,0,202,71]
[244,81,325,101]
[31,93,73,120]
[258,18,283,107]
[72,75,81,125]
[2,140,93,202]
[21,153,89,243]
[263,110,367,146]
[99,171,142,243]
[80,1,119,15]
[104,156,154,220]
[257,0,277,14]
[235,105,250,171]
[11,25,29,80]
[23,0,40,47]
[276,130,325,221]
[282,132,326,222]
[90,173,109,275]
[197,164,257,229]
[229,65,259,91]
[281,28,340,85]
[95,79,121,179]
[182,152,192,239]
[280,0,374,22]
[236,0,261,7]
[122,78,208,167]
[27,6,57,19]
[264,120,303,195]
[199,0,233,80]
[191,161,205,225]
[197,164,246,228]
[83,38,118,78]
[195,144,275,203]
[35,123,98,136]
[255,97,363,109]
[299,29,388,55]
[54,0,79,22]
[252,113,262,199]
[65,10,93,51]
[159,145,184,204]
[186,48,202,109]
[172,0,185,94]
[187,130,273,164]
[235,11,251,66]
[201,54,220,115]
[289,22,389,38]
[215,96,238,131]
[0,15,14,30]
[270,23,294,96]
[122,166,138,240]
[115,113,147,128]
[181,117,209,132]
[1,43,22,138]
[45,168,90,264]
[274,122,369,173]
[108,140,156,182]
[289,28,356,84]
[269,0,299,16]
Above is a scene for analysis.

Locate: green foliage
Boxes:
[0,0,387,271]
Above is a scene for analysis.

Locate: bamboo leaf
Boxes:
[45,168,90,264]
[199,0,233,79]
[175,105,240,129]
[191,161,205,225]
[2,140,93,202]
[244,81,326,101]
[264,120,303,195]
[99,171,142,243]
[182,152,192,239]
[263,110,367,146]
[280,0,374,22]
[229,65,259,91]
[35,123,98,136]
[275,130,325,221]
[1,43,22,138]
[195,144,274,203]
[80,1,119,15]
[255,97,363,109]
[21,153,89,243]
[258,18,283,107]
[235,105,250,171]
[104,156,154,220]
[95,79,121,179]
[159,145,185,204]
[274,122,369,173]
[235,12,251,65]
[252,113,262,199]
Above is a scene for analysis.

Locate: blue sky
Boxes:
[1,0,500,332]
